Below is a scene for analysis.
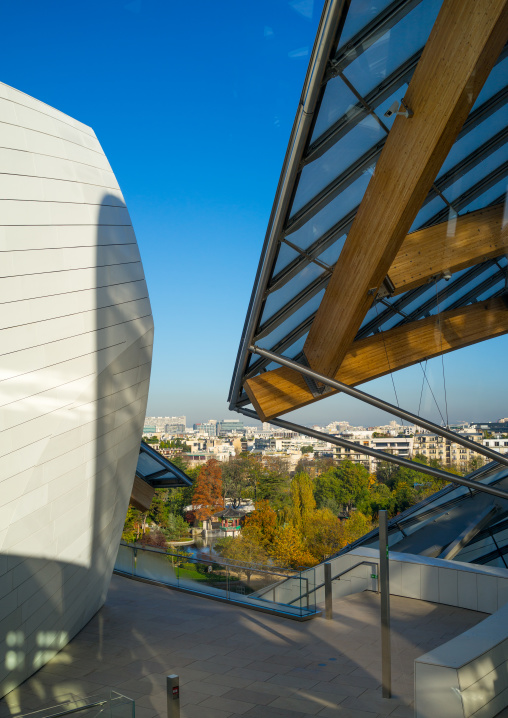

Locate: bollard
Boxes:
[167,674,180,718]
[324,562,333,620]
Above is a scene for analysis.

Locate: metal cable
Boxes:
[417,359,427,416]
[419,362,446,425]
[435,277,450,427]
[374,302,403,423]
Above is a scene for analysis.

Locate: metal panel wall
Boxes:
[0,81,153,697]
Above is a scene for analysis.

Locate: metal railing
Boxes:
[288,560,379,606]
[114,542,319,619]
[18,692,134,718]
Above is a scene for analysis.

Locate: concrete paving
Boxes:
[0,575,493,718]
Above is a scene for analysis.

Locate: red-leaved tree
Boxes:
[192,459,224,522]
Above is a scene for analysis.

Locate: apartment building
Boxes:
[414,432,484,469]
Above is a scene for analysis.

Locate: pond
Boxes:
[170,536,222,561]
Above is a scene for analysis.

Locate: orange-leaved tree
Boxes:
[243,500,277,548]
[270,525,315,569]
[192,458,224,522]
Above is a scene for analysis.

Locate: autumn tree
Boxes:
[217,530,268,582]
[269,525,315,569]
[192,458,224,522]
[243,500,277,548]
[307,508,342,561]
[338,511,372,548]
[288,472,316,533]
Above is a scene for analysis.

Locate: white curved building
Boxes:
[0,82,153,697]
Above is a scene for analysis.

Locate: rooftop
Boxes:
[1,574,499,718]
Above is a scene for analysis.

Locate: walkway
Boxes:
[0,575,491,718]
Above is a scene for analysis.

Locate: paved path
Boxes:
[0,575,490,718]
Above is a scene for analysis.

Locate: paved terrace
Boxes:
[0,574,500,718]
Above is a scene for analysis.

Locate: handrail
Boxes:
[288,560,379,605]
[332,560,379,585]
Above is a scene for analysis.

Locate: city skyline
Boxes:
[3,0,507,427]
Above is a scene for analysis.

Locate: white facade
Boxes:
[0,82,153,696]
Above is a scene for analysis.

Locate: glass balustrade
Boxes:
[19,692,134,718]
[115,542,317,619]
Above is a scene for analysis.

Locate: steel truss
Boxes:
[238,345,508,502]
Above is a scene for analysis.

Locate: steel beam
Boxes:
[248,345,508,469]
[237,407,508,502]
[228,0,348,410]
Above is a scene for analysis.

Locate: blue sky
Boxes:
[2,0,507,428]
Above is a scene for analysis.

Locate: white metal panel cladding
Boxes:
[0,81,153,696]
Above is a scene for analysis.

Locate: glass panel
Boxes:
[287,172,371,250]
[438,105,508,179]
[260,263,325,323]
[458,176,508,214]
[311,76,359,143]
[337,0,395,52]
[292,115,385,215]
[273,242,300,275]
[409,194,448,231]
[282,332,309,358]
[439,265,501,312]
[257,290,325,350]
[445,144,508,204]
[342,0,442,98]
[358,303,381,333]
[476,277,505,302]
[115,543,318,618]
[136,452,161,477]
[472,55,508,111]
[317,237,347,266]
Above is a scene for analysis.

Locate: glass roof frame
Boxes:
[136,441,193,489]
[229,0,508,412]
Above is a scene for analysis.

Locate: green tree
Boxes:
[358,482,393,518]
[300,445,314,454]
[166,485,194,517]
[307,508,342,561]
[314,461,370,512]
[122,505,144,542]
[288,472,316,532]
[163,513,191,540]
[221,455,255,507]
[376,460,402,489]
[392,482,418,514]
[256,456,291,508]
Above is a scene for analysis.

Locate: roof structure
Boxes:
[212,507,247,519]
[344,460,508,567]
[136,441,193,488]
[229,0,508,423]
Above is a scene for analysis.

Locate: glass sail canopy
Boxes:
[341,461,508,569]
[136,441,193,488]
[229,0,508,413]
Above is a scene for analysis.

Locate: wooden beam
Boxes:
[303,0,508,378]
[130,474,155,512]
[389,204,507,295]
[245,298,508,421]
